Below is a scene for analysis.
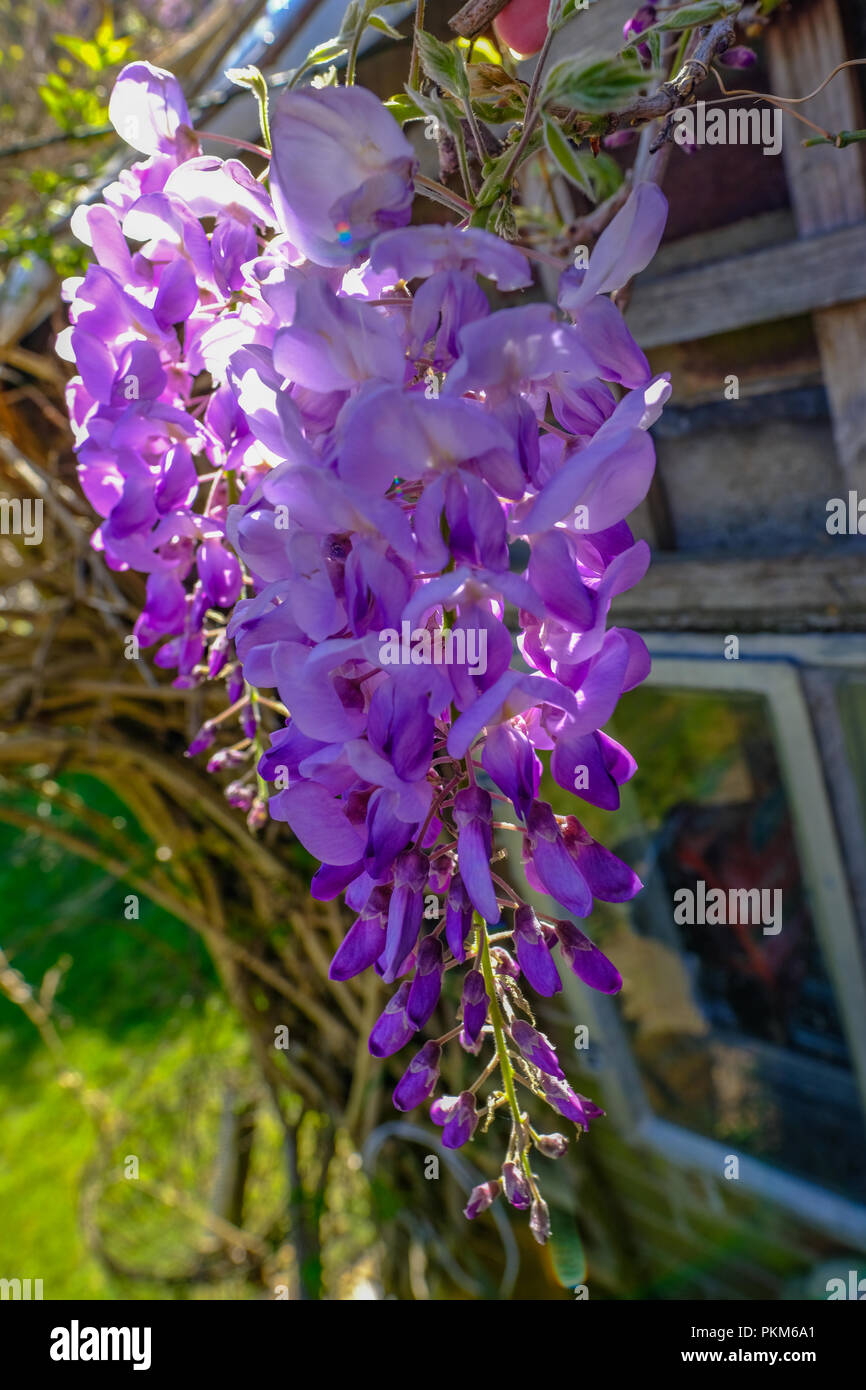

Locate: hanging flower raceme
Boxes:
[62,60,671,1244]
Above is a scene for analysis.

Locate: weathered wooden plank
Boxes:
[627,221,866,347]
[649,210,796,278]
[610,552,866,631]
[766,0,866,236]
[767,0,866,487]
[813,302,866,483]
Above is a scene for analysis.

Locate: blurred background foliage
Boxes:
[6,0,857,1304]
[0,0,579,1301]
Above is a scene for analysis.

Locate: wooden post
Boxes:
[767,0,866,488]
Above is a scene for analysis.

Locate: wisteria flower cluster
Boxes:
[60,57,671,1244]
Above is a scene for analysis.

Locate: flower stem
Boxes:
[499,25,557,187]
[478,920,521,1125]
[409,0,426,91]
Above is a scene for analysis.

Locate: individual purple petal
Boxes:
[520,424,655,535]
[393,1040,441,1110]
[511,1020,565,1079]
[406,935,444,1027]
[460,968,488,1047]
[428,853,453,894]
[481,722,541,822]
[561,816,642,902]
[370,223,530,290]
[719,45,757,68]
[513,904,562,997]
[364,789,416,882]
[570,294,651,388]
[541,1075,590,1127]
[109,61,193,156]
[623,4,656,41]
[570,629,632,736]
[337,387,520,498]
[369,981,416,1057]
[330,888,390,981]
[382,849,427,982]
[553,919,622,994]
[524,802,593,918]
[269,85,416,266]
[442,1090,478,1149]
[273,278,405,391]
[197,536,242,607]
[464,1178,500,1219]
[445,303,598,401]
[527,529,594,629]
[410,270,489,367]
[552,728,622,810]
[272,782,366,866]
[454,786,500,925]
[430,1094,460,1126]
[164,156,276,227]
[186,723,215,757]
[559,183,668,307]
[445,874,474,962]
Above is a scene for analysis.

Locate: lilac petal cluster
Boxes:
[64,64,672,1242]
[59,62,293,823]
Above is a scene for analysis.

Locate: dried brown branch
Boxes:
[449,0,511,41]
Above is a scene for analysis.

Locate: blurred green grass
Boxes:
[0,775,265,1299]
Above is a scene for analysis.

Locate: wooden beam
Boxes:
[767,0,866,488]
[611,553,866,631]
[627,222,866,348]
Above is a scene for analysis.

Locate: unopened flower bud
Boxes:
[502,1159,532,1210]
[225,779,254,811]
[530,1195,551,1245]
[535,1131,569,1159]
[464,1179,500,1220]
[720,45,757,68]
[186,722,215,757]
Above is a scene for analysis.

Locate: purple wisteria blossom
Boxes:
[62,62,670,1245]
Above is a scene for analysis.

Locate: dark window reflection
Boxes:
[595,688,866,1203]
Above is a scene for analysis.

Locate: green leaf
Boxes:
[404,83,463,140]
[338,0,363,42]
[543,51,650,114]
[646,28,662,70]
[656,0,739,29]
[622,0,739,47]
[225,65,271,150]
[303,36,349,65]
[549,0,595,31]
[287,36,349,87]
[385,92,424,123]
[415,29,468,99]
[542,114,595,197]
[367,13,405,40]
[548,1216,587,1289]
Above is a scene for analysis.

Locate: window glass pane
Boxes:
[546,686,866,1202]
